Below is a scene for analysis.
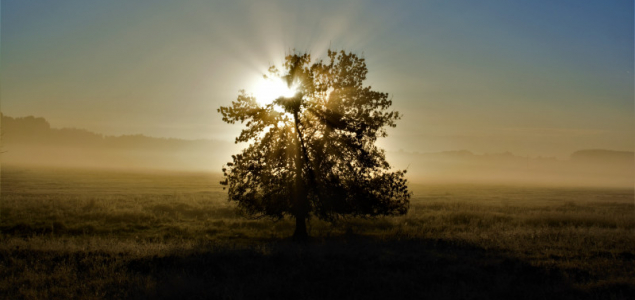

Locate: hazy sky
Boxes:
[2,0,633,158]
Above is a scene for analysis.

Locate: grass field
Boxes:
[1,166,634,299]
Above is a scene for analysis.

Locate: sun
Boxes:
[252,77,298,107]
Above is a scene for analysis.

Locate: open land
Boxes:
[1,166,633,299]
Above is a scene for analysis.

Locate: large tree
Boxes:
[218,50,410,239]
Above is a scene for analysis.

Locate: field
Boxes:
[1,166,634,299]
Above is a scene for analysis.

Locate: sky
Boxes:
[2,0,633,158]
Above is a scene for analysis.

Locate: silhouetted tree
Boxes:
[219,50,410,239]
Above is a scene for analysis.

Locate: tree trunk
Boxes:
[293,215,308,241]
[291,107,309,241]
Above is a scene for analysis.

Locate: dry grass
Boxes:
[1,166,633,299]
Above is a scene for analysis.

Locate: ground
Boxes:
[1,166,633,299]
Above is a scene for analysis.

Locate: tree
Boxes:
[218,50,410,239]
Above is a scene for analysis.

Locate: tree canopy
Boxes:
[218,50,410,239]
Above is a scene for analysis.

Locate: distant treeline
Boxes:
[570,149,634,164]
[1,114,234,171]
[1,114,213,150]
[2,114,633,187]
[387,149,633,187]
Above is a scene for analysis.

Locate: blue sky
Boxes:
[2,0,633,158]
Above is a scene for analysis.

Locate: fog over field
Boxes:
[2,114,632,188]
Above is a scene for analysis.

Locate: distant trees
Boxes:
[219,50,410,239]
[0,114,227,170]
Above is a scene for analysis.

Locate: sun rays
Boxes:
[251,77,298,109]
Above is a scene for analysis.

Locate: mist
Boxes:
[387,149,633,188]
[2,114,632,188]
[0,114,237,172]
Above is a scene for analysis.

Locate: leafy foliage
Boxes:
[218,50,410,224]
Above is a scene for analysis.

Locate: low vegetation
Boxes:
[1,166,633,299]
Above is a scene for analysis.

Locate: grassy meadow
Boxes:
[1,166,634,299]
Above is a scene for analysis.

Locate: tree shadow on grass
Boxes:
[127,235,605,300]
